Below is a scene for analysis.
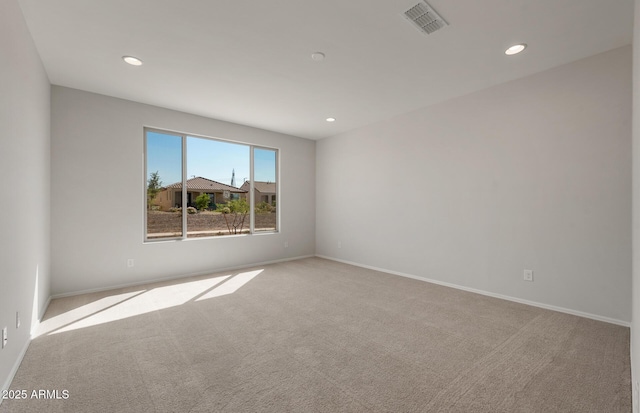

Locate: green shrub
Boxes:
[195,193,210,211]
[228,198,249,213]
[256,201,273,214]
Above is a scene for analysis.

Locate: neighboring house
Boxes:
[240,181,276,205]
[155,177,246,210]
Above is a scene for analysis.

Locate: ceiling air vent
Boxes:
[403,1,448,35]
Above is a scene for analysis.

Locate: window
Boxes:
[145,128,278,241]
[253,147,277,232]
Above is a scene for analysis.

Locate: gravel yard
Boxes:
[147,210,276,237]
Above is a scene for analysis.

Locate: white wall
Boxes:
[631,0,640,409]
[317,46,632,323]
[0,0,51,394]
[51,87,315,295]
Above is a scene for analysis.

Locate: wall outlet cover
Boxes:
[524,270,534,282]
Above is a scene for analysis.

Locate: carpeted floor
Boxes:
[0,257,631,412]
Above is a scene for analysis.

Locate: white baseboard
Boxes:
[315,255,630,328]
[51,255,315,299]
[0,294,53,407]
[0,334,31,407]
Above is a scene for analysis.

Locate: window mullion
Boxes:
[249,146,255,234]
[181,134,187,239]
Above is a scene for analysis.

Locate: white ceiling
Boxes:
[18,0,634,140]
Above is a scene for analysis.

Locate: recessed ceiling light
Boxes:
[326,117,336,122]
[122,56,143,66]
[505,44,527,56]
[311,52,325,61]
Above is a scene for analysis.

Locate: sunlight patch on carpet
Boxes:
[36,290,146,337]
[47,276,229,335]
[196,269,263,301]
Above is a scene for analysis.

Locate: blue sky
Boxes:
[146,131,276,187]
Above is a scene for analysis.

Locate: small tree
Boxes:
[195,193,210,211]
[221,198,249,234]
[147,171,162,210]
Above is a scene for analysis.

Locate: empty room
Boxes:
[1,0,639,411]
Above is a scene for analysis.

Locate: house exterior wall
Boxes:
[240,188,276,205]
[155,189,174,210]
[258,192,276,204]
[154,189,240,210]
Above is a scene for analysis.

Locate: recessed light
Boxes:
[311,52,326,61]
[123,56,143,66]
[326,117,336,122]
[505,44,527,56]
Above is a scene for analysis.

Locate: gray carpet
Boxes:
[0,257,631,412]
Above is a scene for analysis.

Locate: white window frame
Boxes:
[144,127,279,242]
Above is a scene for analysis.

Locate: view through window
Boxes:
[145,129,278,240]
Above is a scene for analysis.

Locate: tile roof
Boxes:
[240,181,276,193]
[164,177,246,193]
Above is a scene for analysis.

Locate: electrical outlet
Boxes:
[2,327,7,349]
[16,312,20,329]
[338,241,342,249]
[127,259,135,268]
[523,269,534,282]
[284,241,289,248]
